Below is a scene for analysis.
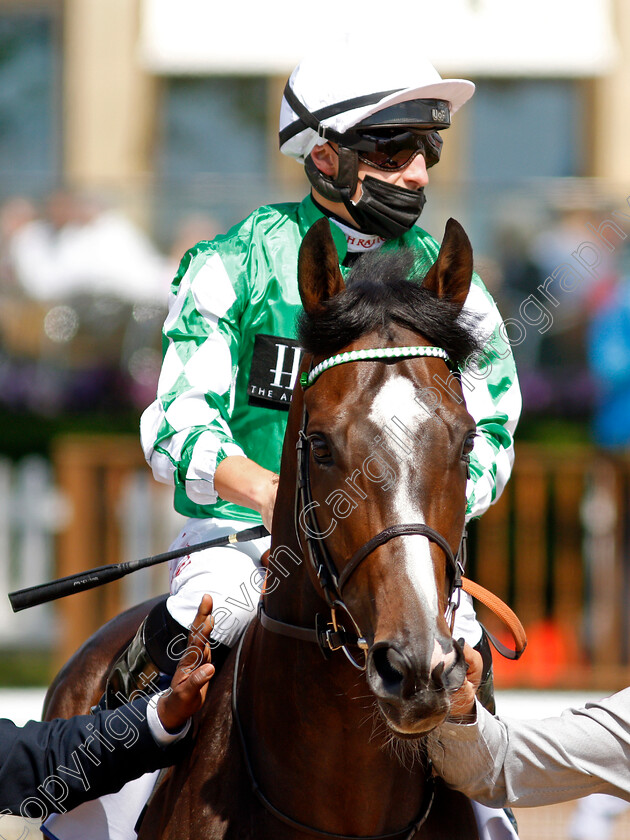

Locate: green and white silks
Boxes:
[140,195,521,525]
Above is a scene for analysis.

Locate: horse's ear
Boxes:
[421,218,473,311]
[298,218,345,315]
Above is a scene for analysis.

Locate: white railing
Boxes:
[0,452,184,651]
[0,455,66,647]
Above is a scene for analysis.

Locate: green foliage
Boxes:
[515,416,591,447]
[0,649,53,687]
[0,408,139,460]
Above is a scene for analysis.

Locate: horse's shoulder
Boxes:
[139,644,259,840]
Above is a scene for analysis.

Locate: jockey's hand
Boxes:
[214,456,278,533]
[448,641,483,722]
[260,475,279,533]
[157,594,215,733]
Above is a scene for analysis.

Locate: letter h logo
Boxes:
[271,343,302,390]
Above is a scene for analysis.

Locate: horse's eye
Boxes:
[310,435,333,464]
[461,432,476,463]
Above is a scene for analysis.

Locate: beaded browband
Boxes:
[300,345,451,389]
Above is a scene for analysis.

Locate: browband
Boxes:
[300,346,451,389]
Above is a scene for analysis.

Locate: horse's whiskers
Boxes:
[383,731,427,772]
[358,708,378,730]
[364,707,423,770]
[368,705,389,744]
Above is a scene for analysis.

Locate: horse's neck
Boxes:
[242,603,428,835]
[239,498,428,834]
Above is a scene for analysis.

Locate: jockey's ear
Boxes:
[298,218,345,315]
[421,218,473,312]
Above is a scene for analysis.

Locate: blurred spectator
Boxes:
[490,225,544,370]
[531,207,618,328]
[587,241,630,448]
[494,224,542,311]
[521,205,622,419]
[0,190,171,415]
[3,190,169,304]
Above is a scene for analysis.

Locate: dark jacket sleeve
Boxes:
[0,697,190,815]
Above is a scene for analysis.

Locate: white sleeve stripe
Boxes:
[191,253,237,321]
[183,333,233,396]
[147,448,177,486]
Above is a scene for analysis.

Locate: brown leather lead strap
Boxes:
[462,578,528,661]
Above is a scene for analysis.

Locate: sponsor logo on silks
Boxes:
[344,232,385,252]
[248,334,303,410]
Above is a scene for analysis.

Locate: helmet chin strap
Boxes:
[304,147,357,203]
[305,149,426,240]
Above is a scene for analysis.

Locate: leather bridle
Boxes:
[259,345,467,670]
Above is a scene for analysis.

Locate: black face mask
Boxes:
[341,176,426,239]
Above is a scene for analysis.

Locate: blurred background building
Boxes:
[1,0,629,428]
[1,0,630,687]
[2,3,630,836]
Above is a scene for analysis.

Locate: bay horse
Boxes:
[45,217,484,839]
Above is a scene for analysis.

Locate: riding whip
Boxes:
[8,524,269,612]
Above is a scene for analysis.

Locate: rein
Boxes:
[231,630,436,840]
[462,578,527,660]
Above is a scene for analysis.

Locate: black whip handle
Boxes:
[8,524,269,612]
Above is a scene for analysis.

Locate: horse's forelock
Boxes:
[297,248,483,366]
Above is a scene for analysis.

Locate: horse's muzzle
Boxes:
[366,639,467,736]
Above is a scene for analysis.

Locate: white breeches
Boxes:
[166,517,271,646]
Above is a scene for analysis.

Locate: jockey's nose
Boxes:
[401,153,429,190]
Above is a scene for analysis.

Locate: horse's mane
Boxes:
[297,248,483,366]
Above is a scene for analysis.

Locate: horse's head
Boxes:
[293,217,482,737]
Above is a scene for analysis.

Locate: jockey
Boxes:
[44,43,522,840]
[108,44,521,706]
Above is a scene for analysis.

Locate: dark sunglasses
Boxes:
[354,130,443,171]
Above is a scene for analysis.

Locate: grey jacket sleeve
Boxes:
[428,690,630,808]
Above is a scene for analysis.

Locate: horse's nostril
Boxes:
[371,646,407,695]
[436,647,466,693]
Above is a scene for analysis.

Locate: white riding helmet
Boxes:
[279,47,475,163]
